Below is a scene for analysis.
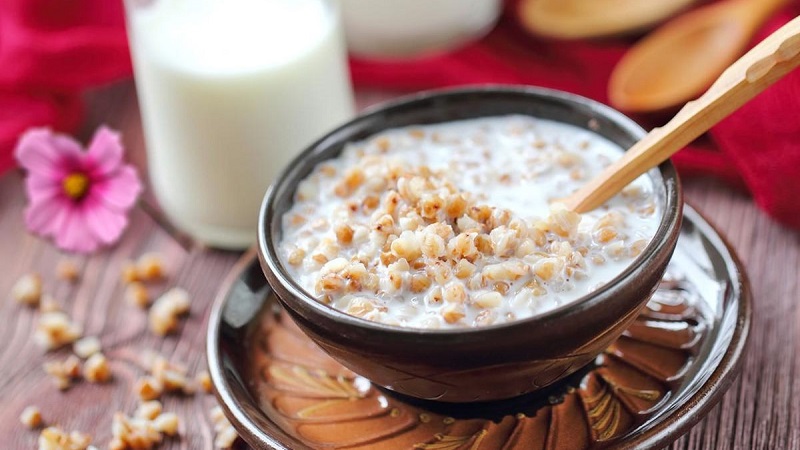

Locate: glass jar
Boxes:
[125,0,355,249]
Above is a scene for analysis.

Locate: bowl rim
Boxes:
[258,85,682,336]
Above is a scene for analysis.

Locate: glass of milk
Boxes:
[340,0,503,59]
[125,0,355,249]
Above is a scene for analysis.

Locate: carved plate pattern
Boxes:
[243,272,706,450]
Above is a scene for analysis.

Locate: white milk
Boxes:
[126,0,354,249]
[340,0,502,58]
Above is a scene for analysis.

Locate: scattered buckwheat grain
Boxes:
[20,406,43,429]
[56,259,81,283]
[12,273,42,306]
[43,355,82,390]
[83,353,112,383]
[35,311,82,351]
[148,288,190,336]
[109,406,181,450]
[210,406,238,449]
[121,261,139,284]
[73,336,101,359]
[195,371,213,394]
[134,401,163,421]
[37,426,92,450]
[152,413,179,436]
[136,253,166,282]
[149,353,195,395]
[124,282,150,308]
[135,376,164,402]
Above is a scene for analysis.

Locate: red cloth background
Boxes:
[1,0,799,228]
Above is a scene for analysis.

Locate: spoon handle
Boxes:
[565,16,800,213]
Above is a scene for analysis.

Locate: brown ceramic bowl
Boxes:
[257,86,683,403]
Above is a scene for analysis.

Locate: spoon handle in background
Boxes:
[565,16,800,214]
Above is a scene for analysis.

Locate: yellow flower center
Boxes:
[62,173,90,200]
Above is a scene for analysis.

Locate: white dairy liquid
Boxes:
[340,0,502,58]
[126,0,355,248]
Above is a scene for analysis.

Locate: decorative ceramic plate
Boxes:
[208,205,751,450]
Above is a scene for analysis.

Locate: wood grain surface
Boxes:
[0,82,797,449]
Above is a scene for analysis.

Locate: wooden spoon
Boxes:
[609,0,790,112]
[564,16,800,213]
[517,0,698,40]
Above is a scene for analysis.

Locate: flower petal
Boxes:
[83,199,129,245]
[24,195,72,238]
[93,164,143,210]
[55,208,100,254]
[14,128,84,178]
[25,173,63,203]
[86,126,124,176]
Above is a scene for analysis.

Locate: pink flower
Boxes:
[14,126,143,253]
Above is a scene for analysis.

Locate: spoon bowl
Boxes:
[517,0,698,40]
[609,0,789,112]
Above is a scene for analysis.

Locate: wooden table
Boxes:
[1,82,797,449]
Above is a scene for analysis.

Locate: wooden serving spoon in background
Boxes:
[608,0,790,112]
[517,0,698,40]
[564,16,800,214]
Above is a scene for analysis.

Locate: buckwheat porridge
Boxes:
[278,116,659,329]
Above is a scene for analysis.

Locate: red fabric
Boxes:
[0,0,130,174]
[0,0,799,228]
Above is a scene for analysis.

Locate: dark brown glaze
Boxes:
[258,86,684,402]
[240,272,707,450]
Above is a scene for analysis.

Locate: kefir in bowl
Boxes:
[258,86,682,402]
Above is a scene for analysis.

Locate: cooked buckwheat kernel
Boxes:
[73,336,102,359]
[20,406,43,428]
[43,355,82,390]
[473,291,503,309]
[38,426,92,450]
[196,371,213,394]
[629,239,648,257]
[148,288,190,336]
[136,253,166,281]
[152,413,180,436]
[286,247,305,266]
[110,407,180,450]
[135,376,164,401]
[125,282,150,308]
[441,303,465,324]
[334,223,354,244]
[135,401,163,420]
[12,273,42,306]
[121,261,139,284]
[138,352,199,397]
[443,281,467,304]
[56,259,81,283]
[35,312,82,351]
[474,309,497,326]
[210,406,239,449]
[83,352,112,383]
